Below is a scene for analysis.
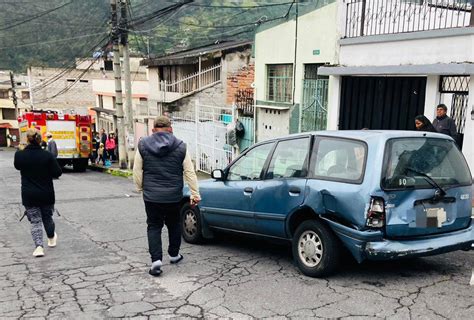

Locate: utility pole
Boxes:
[27,67,34,110]
[120,0,135,169]
[111,0,127,169]
[9,72,18,119]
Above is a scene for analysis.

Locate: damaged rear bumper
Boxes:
[365,224,473,260]
[322,217,473,263]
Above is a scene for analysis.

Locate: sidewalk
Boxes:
[88,162,133,178]
[88,161,211,180]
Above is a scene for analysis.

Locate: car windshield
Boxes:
[382,138,472,190]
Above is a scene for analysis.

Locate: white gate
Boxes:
[171,101,235,174]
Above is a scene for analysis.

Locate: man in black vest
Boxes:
[133,116,200,276]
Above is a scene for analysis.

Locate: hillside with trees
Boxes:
[0,0,316,72]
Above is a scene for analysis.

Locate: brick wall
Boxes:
[226,64,254,106]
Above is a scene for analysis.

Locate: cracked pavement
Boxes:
[0,149,473,319]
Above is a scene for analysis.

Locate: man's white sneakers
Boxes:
[33,246,44,257]
[48,233,57,247]
[169,254,183,264]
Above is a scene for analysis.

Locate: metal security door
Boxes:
[340,76,426,130]
[196,103,235,174]
[301,78,328,132]
[450,94,468,148]
[439,75,470,149]
[171,103,236,174]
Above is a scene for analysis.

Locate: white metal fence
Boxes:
[171,101,236,174]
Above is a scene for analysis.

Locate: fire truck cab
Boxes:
[18,111,92,172]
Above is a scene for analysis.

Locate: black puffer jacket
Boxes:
[14,145,62,207]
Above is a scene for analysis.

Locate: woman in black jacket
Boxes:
[414,115,437,132]
[14,128,62,257]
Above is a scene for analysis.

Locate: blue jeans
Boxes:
[144,201,181,263]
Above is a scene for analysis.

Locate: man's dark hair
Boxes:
[437,104,448,111]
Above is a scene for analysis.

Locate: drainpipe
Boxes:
[292,0,299,132]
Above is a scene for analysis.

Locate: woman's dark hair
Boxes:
[415,115,437,132]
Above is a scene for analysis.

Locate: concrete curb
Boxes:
[88,164,132,178]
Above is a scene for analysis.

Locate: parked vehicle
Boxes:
[180,131,473,277]
[18,111,92,172]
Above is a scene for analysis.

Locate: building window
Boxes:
[98,95,104,109]
[22,91,30,100]
[304,64,329,80]
[112,97,116,109]
[2,108,16,120]
[104,60,113,71]
[266,64,293,103]
[0,89,9,99]
[79,79,89,83]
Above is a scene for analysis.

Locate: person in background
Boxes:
[99,129,107,161]
[45,132,58,158]
[432,104,457,138]
[14,128,62,257]
[97,143,105,165]
[106,132,116,162]
[414,115,437,132]
[133,116,200,277]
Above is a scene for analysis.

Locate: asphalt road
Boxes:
[0,149,473,319]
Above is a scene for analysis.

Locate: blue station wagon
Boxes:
[180,131,473,277]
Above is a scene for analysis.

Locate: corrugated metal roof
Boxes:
[141,40,253,67]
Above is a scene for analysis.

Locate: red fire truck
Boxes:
[18,111,92,172]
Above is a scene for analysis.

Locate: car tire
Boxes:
[292,220,340,277]
[180,203,204,244]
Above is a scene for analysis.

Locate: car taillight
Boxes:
[366,197,385,228]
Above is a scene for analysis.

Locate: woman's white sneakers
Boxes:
[32,246,44,257]
[48,233,58,247]
[32,233,57,257]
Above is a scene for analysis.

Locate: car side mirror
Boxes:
[212,169,224,180]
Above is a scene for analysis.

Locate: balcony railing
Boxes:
[159,64,222,103]
[345,0,473,38]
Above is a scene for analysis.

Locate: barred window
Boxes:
[266,64,293,103]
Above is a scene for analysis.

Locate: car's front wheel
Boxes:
[180,203,204,244]
[292,220,340,277]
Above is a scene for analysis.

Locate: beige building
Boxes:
[0,71,30,147]
[91,70,148,142]
[28,61,114,115]
[254,1,338,142]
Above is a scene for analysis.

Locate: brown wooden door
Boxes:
[0,129,7,147]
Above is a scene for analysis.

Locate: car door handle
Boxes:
[289,187,301,195]
[244,187,254,194]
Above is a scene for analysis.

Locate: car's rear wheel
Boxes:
[180,203,203,244]
[292,220,340,277]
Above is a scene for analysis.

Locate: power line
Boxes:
[184,1,294,8]
[0,32,109,50]
[30,33,111,92]
[0,0,73,32]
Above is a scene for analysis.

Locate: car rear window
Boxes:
[382,138,472,190]
[312,137,367,183]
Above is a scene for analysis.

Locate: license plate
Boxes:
[416,207,447,228]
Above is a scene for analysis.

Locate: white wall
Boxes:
[255,2,339,105]
[339,31,474,67]
[256,108,290,142]
[92,79,148,98]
